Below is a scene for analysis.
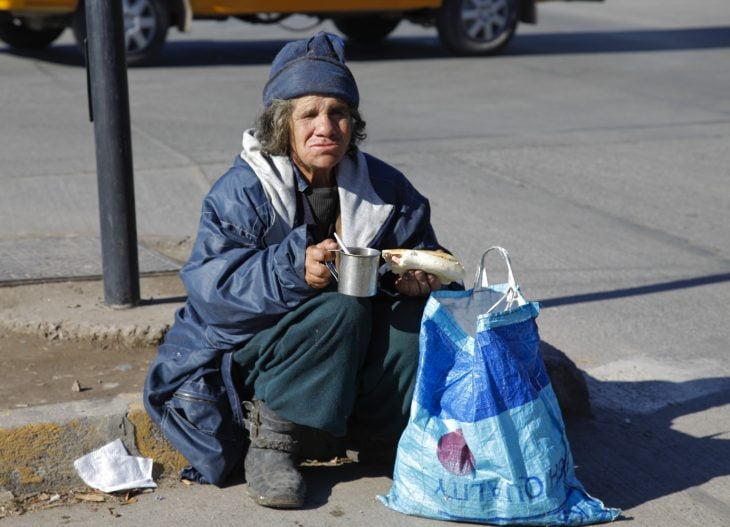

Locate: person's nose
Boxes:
[313,113,335,136]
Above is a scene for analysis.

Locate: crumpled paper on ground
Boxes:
[73,439,157,493]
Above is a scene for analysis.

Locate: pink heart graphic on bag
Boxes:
[437,429,475,476]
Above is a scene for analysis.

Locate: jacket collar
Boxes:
[240,129,393,248]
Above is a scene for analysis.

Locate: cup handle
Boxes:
[325,260,338,282]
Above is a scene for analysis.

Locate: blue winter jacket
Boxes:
[144,133,445,485]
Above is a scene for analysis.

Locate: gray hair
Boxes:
[255,99,367,156]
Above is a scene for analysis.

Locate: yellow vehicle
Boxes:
[0,0,550,65]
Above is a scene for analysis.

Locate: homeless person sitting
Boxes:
[143,31,459,510]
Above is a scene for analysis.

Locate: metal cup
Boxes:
[326,247,381,297]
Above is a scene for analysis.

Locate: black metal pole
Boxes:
[85,0,140,307]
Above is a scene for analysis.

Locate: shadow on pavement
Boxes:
[568,376,730,514]
[505,26,730,56]
[301,462,393,509]
[539,271,730,308]
[3,25,730,68]
[140,295,187,306]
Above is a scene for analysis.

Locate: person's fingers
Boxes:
[394,270,428,296]
[426,273,442,292]
[394,270,444,296]
[412,270,430,294]
[305,241,337,288]
[393,274,409,295]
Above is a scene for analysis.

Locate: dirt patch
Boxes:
[0,274,186,411]
[0,479,181,520]
[0,331,157,411]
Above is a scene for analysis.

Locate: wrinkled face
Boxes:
[289,95,351,183]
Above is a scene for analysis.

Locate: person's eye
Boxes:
[295,109,317,120]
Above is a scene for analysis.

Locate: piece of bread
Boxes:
[382,249,465,285]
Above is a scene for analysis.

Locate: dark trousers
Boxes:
[232,291,426,443]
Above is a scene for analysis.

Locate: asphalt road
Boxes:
[1,0,729,525]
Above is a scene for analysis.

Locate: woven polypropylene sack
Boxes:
[379,248,620,525]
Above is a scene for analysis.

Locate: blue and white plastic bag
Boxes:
[379,247,620,525]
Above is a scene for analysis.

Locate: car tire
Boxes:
[0,17,65,50]
[436,0,518,56]
[334,15,401,45]
[72,0,169,66]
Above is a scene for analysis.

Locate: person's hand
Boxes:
[394,269,441,297]
[305,239,339,289]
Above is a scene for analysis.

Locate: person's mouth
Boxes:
[311,143,340,151]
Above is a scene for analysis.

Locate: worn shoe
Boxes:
[243,400,306,509]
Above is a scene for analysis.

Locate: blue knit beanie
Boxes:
[263,31,359,109]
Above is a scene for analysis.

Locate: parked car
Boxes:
[0,0,575,66]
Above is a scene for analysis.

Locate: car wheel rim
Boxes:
[123,0,157,52]
[460,0,510,42]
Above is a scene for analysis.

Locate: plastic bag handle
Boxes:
[474,246,517,291]
[475,247,524,313]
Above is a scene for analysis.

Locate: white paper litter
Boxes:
[73,439,157,493]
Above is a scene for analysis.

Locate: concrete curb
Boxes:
[0,394,187,496]
[0,276,185,348]
[0,317,172,348]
